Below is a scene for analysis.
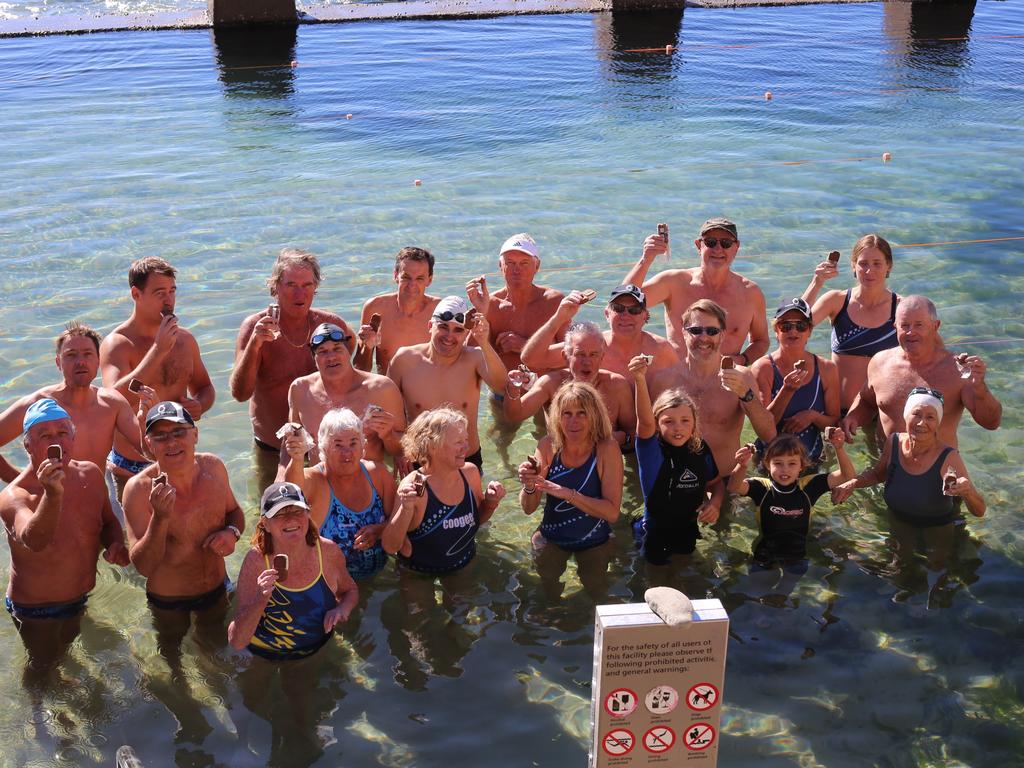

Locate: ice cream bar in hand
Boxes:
[578,289,597,304]
[827,250,841,263]
[824,426,841,443]
[153,473,167,487]
[128,378,145,394]
[47,445,62,462]
[794,359,806,371]
[526,456,539,472]
[413,472,426,497]
[943,470,957,493]
[369,313,382,332]
[639,353,654,366]
[273,554,289,580]
[720,357,734,370]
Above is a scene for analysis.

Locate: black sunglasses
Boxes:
[310,329,350,348]
[777,321,810,333]
[702,238,735,249]
[909,386,944,402]
[610,304,646,316]
[684,325,722,337]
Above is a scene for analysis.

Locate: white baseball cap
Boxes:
[499,233,539,260]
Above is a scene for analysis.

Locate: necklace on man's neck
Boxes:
[279,314,313,349]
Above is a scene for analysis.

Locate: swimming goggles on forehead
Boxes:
[433,311,469,325]
[310,329,350,348]
[909,386,943,402]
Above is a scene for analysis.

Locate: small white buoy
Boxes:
[290,60,298,68]
[882,151,892,162]
[764,90,773,101]
[665,44,674,54]
[345,114,353,120]
[414,179,423,186]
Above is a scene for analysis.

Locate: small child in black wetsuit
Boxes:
[728,432,854,574]
[628,355,724,565]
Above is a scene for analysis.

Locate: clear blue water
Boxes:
[1,3,1023,766]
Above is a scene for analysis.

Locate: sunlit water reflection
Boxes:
[0,3,1022,766]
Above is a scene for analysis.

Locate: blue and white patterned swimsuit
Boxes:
[539,449,610,551]
[320,464,388,581]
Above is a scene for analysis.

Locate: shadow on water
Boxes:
[213,24,298,99]
[884,0,977,73]
[594,7,685,82]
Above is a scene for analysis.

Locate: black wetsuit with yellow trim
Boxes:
[743,474,831,566]
[248,540,337,661]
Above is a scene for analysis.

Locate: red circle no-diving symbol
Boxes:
[686,682,720,712]
[683,722,716,751]
[643,726,676,753]
[602,728,635,756]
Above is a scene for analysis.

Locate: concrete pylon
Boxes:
[209,0,297,26]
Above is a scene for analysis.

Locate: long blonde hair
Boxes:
[651,388,703,451]
[546,381,612,452]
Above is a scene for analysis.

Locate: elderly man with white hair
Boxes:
[465,233,567,377]
[841,294,1002,446]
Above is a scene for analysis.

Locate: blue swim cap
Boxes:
[23,398,72,434]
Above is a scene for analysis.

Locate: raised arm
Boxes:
[2,465,64,551]
[503,372,556,422]
[959,355,1002,431]
[726,444,754,496]
[227,549,276,649]
[520,294,583,371]
[622,231,670,306]
[229,313,275,402]
[942,451,986,518]
[469,316,509,392]
[124,476,174,577]
[629,356,656,439]
[722,366,776,442]
[801,259,840,311]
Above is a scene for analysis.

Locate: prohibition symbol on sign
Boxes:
[643,726,676,753]
[686,682,720,712]
[602,728,635,756]
[645,684,679,715]
[684,722,716,751]
[605,688,638,717]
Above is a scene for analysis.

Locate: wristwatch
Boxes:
[740,389,756,403]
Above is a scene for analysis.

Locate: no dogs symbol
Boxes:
[686,682,719,712]
[683,722,716,751]
[602,728,635,756]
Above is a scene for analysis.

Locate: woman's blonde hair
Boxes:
[400,406,468,466]
[546,381,612,452]
[651,388,702,451]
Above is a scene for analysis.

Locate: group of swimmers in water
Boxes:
[0,217,1001,677]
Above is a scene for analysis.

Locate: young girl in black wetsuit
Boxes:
[628,355,724,565]
[728,432,854,573]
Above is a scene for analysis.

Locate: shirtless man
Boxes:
[465,233,567,377]
[842,295,1002,447]
[287,323,406,465]
[624,218,768,364]
[123,402,245,673]
[387,296,508,470]
[100,258,215,490]
[646,299,776,475]
[0,323,142,483]
[229,249,356,485]
[0,399,129,690]
[520,284,678,378]
[359,247,441,375]
[503,321,636,446]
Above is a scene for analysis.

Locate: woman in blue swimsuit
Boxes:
[518,381,623,599]
[801,234,900,411]
[751,298,840,465]
[283,407,396,581]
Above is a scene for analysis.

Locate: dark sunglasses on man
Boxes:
[777,320,810,333]
[684,325,722,337]
[610,304,645,316]
[701,237,735,249]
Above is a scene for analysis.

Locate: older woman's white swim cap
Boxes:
[904,387,943,423]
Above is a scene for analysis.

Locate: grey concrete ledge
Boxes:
[0,0,881,38]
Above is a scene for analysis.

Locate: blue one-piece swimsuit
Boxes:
[539,449,610,551]
[399,471,479,575]
[320,464,388,581]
